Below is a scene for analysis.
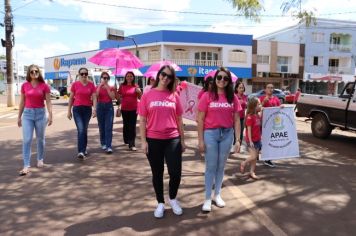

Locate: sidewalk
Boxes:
[0,95,19,113]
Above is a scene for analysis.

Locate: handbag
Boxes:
[116,107,121,117]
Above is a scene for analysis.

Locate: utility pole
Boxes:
[4,0,14,107]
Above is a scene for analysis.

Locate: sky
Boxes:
[2,0,356,68]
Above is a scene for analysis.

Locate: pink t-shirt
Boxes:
[245,114,262,142]
[143,85,152,94]
[21,82,50,108]
[118,84,139,111]
[259,95,281,107]
[97,85,115,103]
[197,90,205,99]
[198,93,242,129]
[236,94,247,118]
[138,88,183,139]
[71,81,96,106]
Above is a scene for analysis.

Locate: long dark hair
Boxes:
[203,76,213,92]
[122,71,135,85]
[152,65,177,93]
[234,81,245,94]
[26,64,45,83]
[210,67,234,103]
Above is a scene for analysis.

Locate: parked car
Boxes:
[248,89,286,104]
[296,81,356,138]
[50,87,60,99]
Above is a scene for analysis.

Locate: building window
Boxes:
[257,55,269,64]
[229,49,247,63]
[311,56,323,66]
[277,56,291,73]
[148,50,160,61]
[194,51,219,66]
[312,32,324,43]
[173,49,189,60]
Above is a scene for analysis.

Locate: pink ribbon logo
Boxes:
[185,100,195,115]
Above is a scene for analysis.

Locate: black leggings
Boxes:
[146,137,182,203]
[121,110,137,147]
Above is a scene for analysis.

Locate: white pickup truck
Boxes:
[296,81,356,138]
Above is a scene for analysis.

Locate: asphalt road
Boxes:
[0,98,355,236]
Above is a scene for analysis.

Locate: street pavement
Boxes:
[0,97,356,236]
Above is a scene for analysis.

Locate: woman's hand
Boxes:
[67,111,72,120]
[48,115,53,126]
[198,140,205,154]
[92,109,97,118]
[17,118,22,127]
[181,141,186,153]
[141,141,148,154]
[234,142,241,153]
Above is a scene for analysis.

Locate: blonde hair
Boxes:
[246,97,259,115]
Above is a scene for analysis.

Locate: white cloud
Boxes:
[41,25,59,32]
[14,42,71,67]
[14,25,29,38]
[79,41,99,51]
[57,0,191,29]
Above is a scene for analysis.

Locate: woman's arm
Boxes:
[92,92,97,118]
[177,116,186,152]
[247,125,254,148]
[45,93,53,126]
[67,92,74,120]
[197,111,206,153]
[139,116,148,154]
[107,87,116,100]
[234,112,241,152]
[17,93,25,127]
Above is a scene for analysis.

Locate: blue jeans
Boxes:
[204,128,233,199]
[96,102,114,148]
[73,106,92,153]
[22,108,47,168]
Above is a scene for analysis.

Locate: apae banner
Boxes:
[179,82,201,121]
[261,106,300,160]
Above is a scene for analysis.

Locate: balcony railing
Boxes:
[142,59,223,67]
[328,66,352,74]
[329,43,352,52]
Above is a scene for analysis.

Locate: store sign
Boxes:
[53,57,87,71]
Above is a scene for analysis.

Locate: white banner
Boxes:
[179,82,201,121]
[261,107,300,160]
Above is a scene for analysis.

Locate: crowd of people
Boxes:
[17,64,284,218]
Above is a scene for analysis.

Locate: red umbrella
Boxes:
[89,48,144,70]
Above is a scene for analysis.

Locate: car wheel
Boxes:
[311,113,332,139]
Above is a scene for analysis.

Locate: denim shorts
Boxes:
[246,141,262,151]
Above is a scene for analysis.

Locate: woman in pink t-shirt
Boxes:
[17,64,53,176]
[197,76,213,100]
[234,81,248,146]
[143,76,155,94]
[67,67,97,160]
[197,67,242,212]
[96,71,116,154]
[138,65,186,219]
[240,97,262,180]
[117,71,142,151]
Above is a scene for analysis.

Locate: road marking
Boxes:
[225,179,288,236]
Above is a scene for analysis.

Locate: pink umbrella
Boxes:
[204,69,238,82]
[143,70,158,79]
[146,60,182,73]
[89,48,144,70]
[115,68,143,76]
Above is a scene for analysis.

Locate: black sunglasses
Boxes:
[80,72,88,77]
[102,76,109,80]
[216,75,229,82]
[160,71,174,80]
[30,70,39,75]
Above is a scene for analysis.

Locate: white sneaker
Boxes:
[130,146,137,151]
[37,160,44,168]
[101,145,107,150]
[169,199,183,215]
[77,152,85,160]
[154,203,165,218]
[106,148,113,154]
[214,195,226,208]
[202,199,212,212]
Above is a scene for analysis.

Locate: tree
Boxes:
[226,0,315,25]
